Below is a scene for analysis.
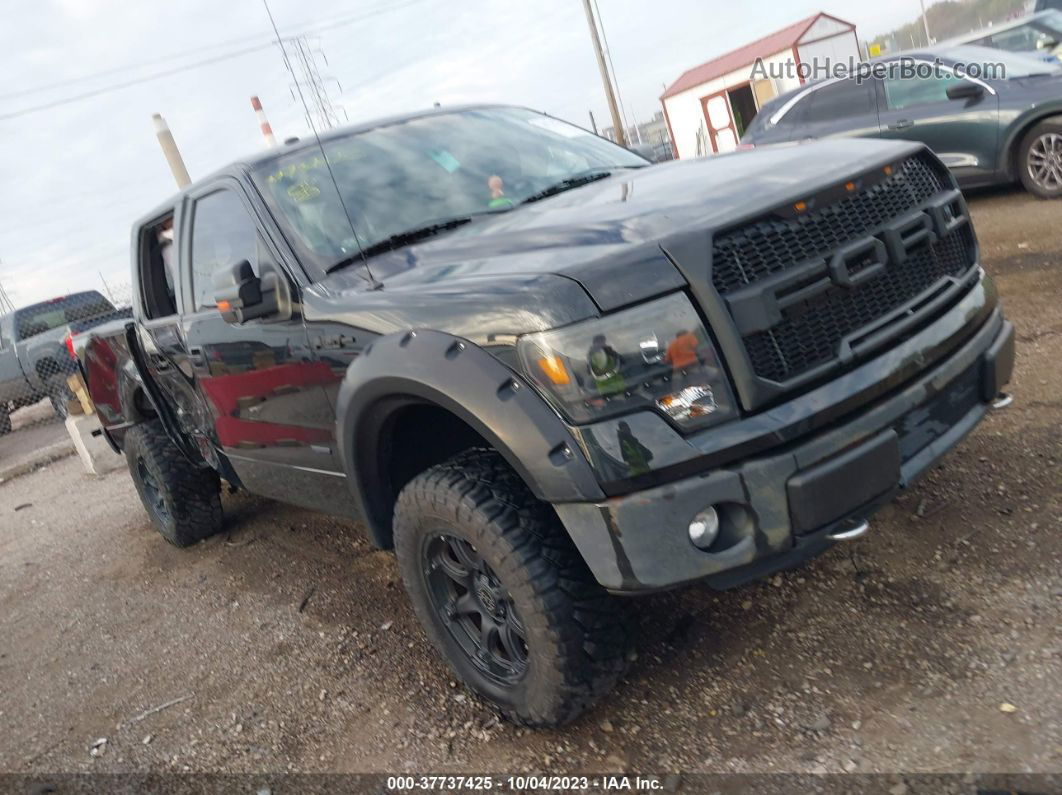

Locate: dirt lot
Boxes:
[0,401,70,478]
[0,187,1059,779]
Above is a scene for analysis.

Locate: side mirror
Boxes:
[213,260,283,324]
[946,81,984,101]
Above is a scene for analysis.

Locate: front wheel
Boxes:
[1018,120,1062,199]
[393,449,629,728]
[124,420,223,547]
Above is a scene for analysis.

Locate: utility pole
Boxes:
[919,0,933,44]
[581,0,626,147]
[152,113,191,188]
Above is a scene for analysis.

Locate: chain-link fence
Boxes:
[0,284,132,445]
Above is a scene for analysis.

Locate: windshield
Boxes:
[252,107,646,271]
[14,292,114,340]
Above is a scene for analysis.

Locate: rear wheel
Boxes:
[0,407,10,436]
[1018,119,1062,199]
[46,375,72,420]
[124,420,223,547]
[393,449,629,727]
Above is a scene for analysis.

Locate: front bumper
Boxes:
[554,307,1015,593]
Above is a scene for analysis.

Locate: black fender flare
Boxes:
[334,329,605,548]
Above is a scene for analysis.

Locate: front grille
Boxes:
[711,153,977,385]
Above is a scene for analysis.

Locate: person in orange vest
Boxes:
[664,329,701,384]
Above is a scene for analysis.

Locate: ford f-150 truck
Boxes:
[0,291,126,434]
[80,105,1014,727]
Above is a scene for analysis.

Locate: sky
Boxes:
[0,0,934,307]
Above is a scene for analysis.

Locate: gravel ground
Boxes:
[0,402,70,476]
[0,187,1059,778]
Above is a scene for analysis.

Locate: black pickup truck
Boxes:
[82,105,1014,727]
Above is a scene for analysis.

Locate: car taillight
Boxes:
[735,143,756,151]
[64,331,76,360]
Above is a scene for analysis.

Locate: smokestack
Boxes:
[152,113,191,188]
[251,95,278,147]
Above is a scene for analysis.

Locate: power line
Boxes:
[288,36,345,130]
[0,2,409,103]
[0,0,429,123]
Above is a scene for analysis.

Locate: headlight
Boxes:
[517,293,737,430]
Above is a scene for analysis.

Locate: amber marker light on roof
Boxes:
[845,181,856,192]
[794,201,807,213]
[883,165,893,176]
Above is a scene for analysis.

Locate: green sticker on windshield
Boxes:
[428,149,460,173]
[288,181,322,202]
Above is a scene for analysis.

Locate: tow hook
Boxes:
[991,392,1013,409]
[827,520,870,542]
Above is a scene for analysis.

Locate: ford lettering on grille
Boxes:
[712,154,979,387]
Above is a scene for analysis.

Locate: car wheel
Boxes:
[1018,120,1062,199]
[124,420,223,547]
[0,407,11,436]
[47,376,72,420]
[393,449,630,728]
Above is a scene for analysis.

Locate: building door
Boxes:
[727,83,759,138]
[701,91,738,153]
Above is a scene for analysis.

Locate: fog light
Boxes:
[688,506,720,550]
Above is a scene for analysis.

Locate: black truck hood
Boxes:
[313,138,924,341]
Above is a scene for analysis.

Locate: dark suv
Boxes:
[742,46,1062,198]
[82,105,1013,726]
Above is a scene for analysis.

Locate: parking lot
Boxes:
[0,186,1059,777]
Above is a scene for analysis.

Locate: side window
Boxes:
[140,214,178,320]
[882,72,953,111]
[800,79,876,123]
[190,189,258,311]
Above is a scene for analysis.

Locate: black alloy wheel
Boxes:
[423,533,529,685]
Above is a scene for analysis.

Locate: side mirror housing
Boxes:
[946,81,984,101]
[213,260,284,324]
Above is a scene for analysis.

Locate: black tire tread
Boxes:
[394,448,629,728]
[124,420,222,547]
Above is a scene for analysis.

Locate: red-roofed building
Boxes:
[660,12,860,159]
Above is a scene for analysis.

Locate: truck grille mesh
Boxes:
[711,153,977,385]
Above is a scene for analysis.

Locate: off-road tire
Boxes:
[0,407,10,436]
[1018,119,1062,199]
[124,420,222,547]
[393,449,629,728]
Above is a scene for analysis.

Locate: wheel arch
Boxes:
[1004,111,1062,181]
[335,330,604,549]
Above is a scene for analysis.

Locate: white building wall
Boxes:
[797,31,862,81]
[801,15,851,41]
[662,49,803,159]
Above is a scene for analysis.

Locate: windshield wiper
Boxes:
[326,215,487,273]
[520,170,616,204]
